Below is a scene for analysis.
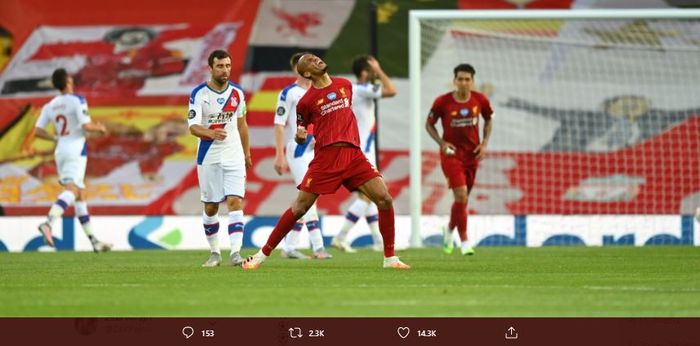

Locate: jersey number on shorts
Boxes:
[55,114,70,136]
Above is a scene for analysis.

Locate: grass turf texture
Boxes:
[2,247,699,317]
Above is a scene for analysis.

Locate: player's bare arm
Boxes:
[33,127,57,142]
[273,124,289,175]
[367,57,396,97]
[82,122,107,135]
[189,124,227,141]
[238,115,252,169]
[294,126,307,145]
[473,117,493,160]
[425,119,455,154]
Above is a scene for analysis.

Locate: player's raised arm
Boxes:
[366,56,396,97]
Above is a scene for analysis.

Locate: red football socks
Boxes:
[452,202,468,241]
[262,208,299,256]
[378,207,396,257]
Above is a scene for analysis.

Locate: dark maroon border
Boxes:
[1,318,698,345]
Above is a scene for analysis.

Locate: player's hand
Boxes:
[441,141,456,156]
[295,126,307,144]
[245,153,253,169]
[274,155,289,175]
[210,128,227,140]
[367,56,382,72]
[473,142,488,160]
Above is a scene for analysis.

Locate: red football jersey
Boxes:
[296,77,360,150]
[427,90,493,152]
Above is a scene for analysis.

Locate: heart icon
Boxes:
[397,327,410,339]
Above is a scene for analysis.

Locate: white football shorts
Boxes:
[197,162,246,203]
[285,141,314,186]
[55,152,87,189]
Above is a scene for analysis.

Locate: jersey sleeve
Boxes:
[35,105,51,129]
[480,94,494,120]
[74,96,91,126]
[187,89,203,127]
[274,88,292,126]
[235,89,247,119]
[354,83,382,100]
[427,96,443,125]
[296,97,309,127]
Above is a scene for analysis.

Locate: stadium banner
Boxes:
[245,0,355,71]
[0,215,696,252]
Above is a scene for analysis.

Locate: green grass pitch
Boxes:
[2,247,699,317]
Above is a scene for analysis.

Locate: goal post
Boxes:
[408,9,700,248]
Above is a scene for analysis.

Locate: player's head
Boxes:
[290,51,312,76]
[296,53,328,80]
[453,63,475,93]
[351,55,373,80]
[51,68,73,92]
[207,50,232,86]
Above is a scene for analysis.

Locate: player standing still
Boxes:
[188,50,251,267]
[425,64,493,256]
[35,68,111,252]
[243,53,409,270]
[332,55,396,253]
[273,52,332,260]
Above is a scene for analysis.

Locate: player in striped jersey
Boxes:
[34,68,111,252]
[188,50,251,267]
[332,56,396,253]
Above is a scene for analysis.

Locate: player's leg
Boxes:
[280,145,312,259]
[223,165,247,265]
[199,164,223,267]
[458,164,478,256]
[451,185,472,255]
[362,146,384,251]
[242,190,319,269]
[356,177,409,269]
[440,155,467,254]
[75,188,111,253]
[305,203,331,259]
[38,153,79,247]
[332,193,366,253]
[364,200,384,251]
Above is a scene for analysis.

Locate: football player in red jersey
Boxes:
[243,53,409,270]
[425,64,494,256]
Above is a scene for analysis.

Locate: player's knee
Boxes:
[204,204,219,216]
[290,203,310,218]
[374,193,393,210]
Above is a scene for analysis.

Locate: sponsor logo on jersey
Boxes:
[230,96,238,107]
[450,110,458,117]
[305,177,312,187]
[460,108,469,117]
[473,106,478,115]
[217,98,225,105]
[207,111,234,124]
[277,106,286,115]
[316,98,325,105]
[188,109,196,119]
[339,87,347,97]
[327,92,337,100]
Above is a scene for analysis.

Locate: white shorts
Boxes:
[197,162,246,203]
[286,141,314,186]
[55,152,87,189]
